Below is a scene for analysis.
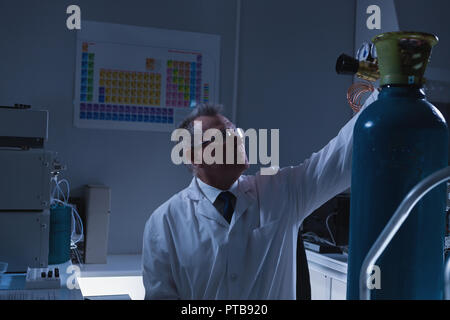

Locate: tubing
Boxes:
[359,166,450,300]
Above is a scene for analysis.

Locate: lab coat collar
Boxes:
[185,175,255,227]
[185,175,252,200]
[196,177,239,204]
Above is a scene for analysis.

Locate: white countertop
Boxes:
[78,254,142,278]
[76,254,144,300]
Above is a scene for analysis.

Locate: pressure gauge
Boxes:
[356,42,370,61]
[370,43,377,59]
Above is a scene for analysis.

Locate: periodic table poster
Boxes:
[73,21,220,132]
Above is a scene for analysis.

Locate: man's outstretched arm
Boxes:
[294,91,379,220]
[256,90,378,224]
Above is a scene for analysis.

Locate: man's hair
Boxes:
[177,103,224,174]
[178,103,224,135]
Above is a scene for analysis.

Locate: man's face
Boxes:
[192,114,249,177]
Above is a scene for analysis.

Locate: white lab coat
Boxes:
[142,92,379,299]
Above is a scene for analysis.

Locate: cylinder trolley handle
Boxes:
[359,166,450,300]
[445,256,450,299]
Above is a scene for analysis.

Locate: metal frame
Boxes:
[359,166,450,300]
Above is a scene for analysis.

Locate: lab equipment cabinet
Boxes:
[306,250,347,300]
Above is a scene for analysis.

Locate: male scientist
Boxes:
[142,92,378,299]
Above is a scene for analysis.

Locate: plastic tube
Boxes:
[50,176,84,246]
[360,166,450,300]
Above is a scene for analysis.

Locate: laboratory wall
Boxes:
[395,0,450,104]
[395,0,450,72]
[236,0,356,173]
[354,0,399,56]
[0,0,238,254]
[4,1,447,255]
[355,0,450,95]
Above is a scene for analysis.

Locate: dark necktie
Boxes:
[214,191,236,224]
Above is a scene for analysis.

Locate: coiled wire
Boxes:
[347,81,375,113]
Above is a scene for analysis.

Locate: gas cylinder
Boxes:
[347,32,449,299]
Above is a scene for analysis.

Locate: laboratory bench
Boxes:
[0,255,145,300]
[78,252,349,300]
[1,252,347,300]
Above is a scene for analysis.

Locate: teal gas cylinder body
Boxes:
[346,85,448,299]
[48,205,72,264]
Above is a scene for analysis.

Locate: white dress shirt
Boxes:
[142,91,379,299]
[196,177,239,207]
